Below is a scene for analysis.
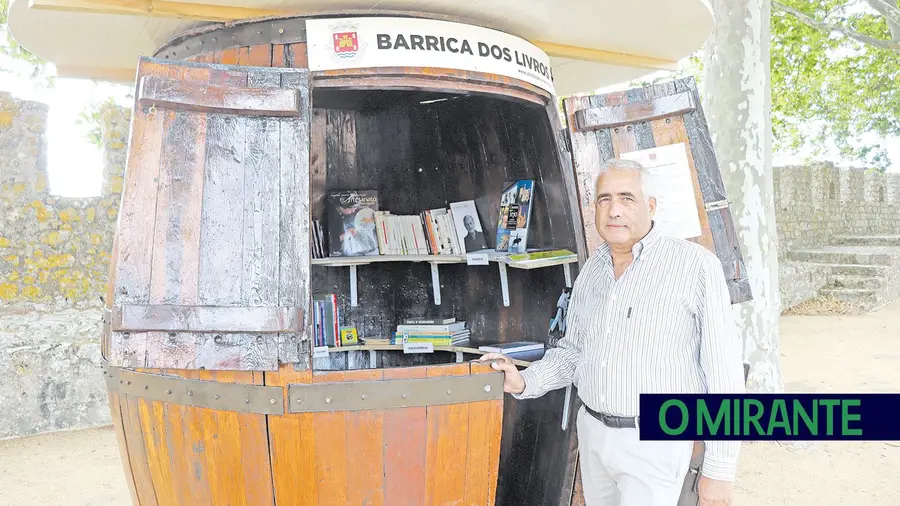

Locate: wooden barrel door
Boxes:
[101,56,311,505]
[101,55,507,506]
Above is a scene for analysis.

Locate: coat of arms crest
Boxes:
[329,22,365,61]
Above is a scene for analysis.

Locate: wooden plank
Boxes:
[247,44,272,67]
[466,362,503,506]
[266,365,319,506]
[312,371,349,506]
[114,305,302,333]
[425,363,470,506]
[241,69,283,369]
[137,75,300,116]
[649,116,715,251]
[138,399,177,505]
[113,64,167,308]
[198,99,245,306]
[278,70,311,365]
[382,366,428,506]
[272,44,286,67]
[309,108,327,221]
[107,391,141,505]
[143,63,210,368]
[289,43,309,68]
[574,91,696,131]
[183,370,274,505]
[345,369,385,506]
[120,395,159,505]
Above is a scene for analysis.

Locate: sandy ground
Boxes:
[1,303,898,505]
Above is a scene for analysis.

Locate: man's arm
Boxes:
[694,251,746,481]
[513,280,586,400]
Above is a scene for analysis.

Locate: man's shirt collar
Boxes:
[596,221,661,263]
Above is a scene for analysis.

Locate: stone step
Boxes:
[818,288,879,308]
[825,274,883,290]
[834,235,900,247]
[800,263,889,276]
[789,250,895,266]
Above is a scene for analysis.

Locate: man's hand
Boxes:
[698,476,733,506]
[477,353,525,394]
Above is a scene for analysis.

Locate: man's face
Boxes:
[594,167,655,248]
[464,215,475,232]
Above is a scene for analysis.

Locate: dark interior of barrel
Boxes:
[308,87,580,371]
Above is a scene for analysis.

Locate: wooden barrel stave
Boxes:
[107,362,503,505]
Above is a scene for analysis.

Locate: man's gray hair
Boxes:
[593,158,655,201]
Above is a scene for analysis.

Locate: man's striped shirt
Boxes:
[516,223,745,481]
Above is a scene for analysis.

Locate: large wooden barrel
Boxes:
[102,13,586,506]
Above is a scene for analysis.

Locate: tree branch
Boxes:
[864,0,900,41]
[773,1,900,51]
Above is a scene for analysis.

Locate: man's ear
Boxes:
[648,196,657,218]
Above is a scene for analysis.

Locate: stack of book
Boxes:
[374,207,466,256]
[312,293,341,348]
[391,317,470,346]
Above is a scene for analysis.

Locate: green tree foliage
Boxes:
[772,0,900,171]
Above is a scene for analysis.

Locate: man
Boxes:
[480,158,745,506]
[462,214,487,252]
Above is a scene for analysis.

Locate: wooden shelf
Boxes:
[315,342,534,367]
[312,254,467,266]
[311,250,577,307]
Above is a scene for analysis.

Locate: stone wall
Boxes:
[774,163,900,311]
[774,162,900,253]
[0,92,129,439]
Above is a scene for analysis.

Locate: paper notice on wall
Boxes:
[619,143,702,240]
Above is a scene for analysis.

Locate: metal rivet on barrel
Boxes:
[279,28,284,34]
[214,335,223,344]
[627,125,632,131]
[269,399,276,405]
[666,117,672,123]
[446,390,451,395]
[123,332,130,339]
[126,380,131,385]
[144,385,148,389]
[484,385,492,392]
[214,394,220,400]
[119,380,123,384]
[325,396,332,404]
[361,394,367,400]
[401,393,408,399]
[212,37,217,43]
[187,391,194,396]
[167,389,172,394]
[256,335,263,344]
[245,398,251,404]
[614,128,619,133]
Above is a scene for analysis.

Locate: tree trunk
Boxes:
[702,0,782,393]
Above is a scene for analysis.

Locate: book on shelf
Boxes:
[391,319,470,346]
[495,179,535,254]
[327,190,380,257]
[449,200,488,253]
[312,293,341,347]
[402,316,457,325]
[311,219,326,259]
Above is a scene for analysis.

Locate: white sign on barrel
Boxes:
[306,16,556,96]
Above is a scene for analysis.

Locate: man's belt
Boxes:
[583,403,640,429]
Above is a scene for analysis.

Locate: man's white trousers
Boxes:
[576,406,694,506]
